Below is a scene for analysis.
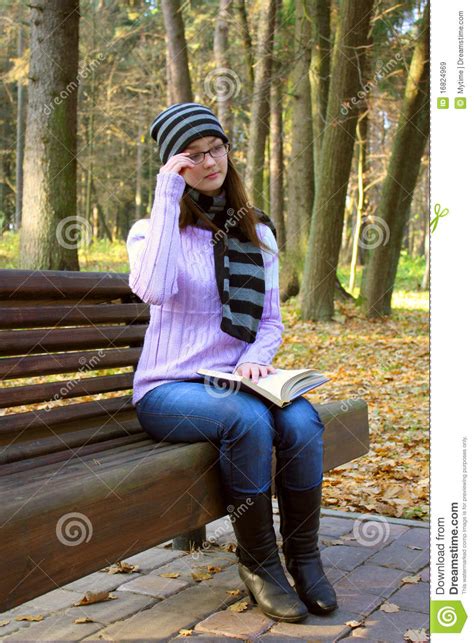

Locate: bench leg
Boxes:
[172,526,207,551]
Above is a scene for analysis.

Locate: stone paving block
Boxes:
[351,607,429,640]
[116,573,190,598]
[321,545,375,571]
[0,587,82,620]
[264,608,360,640]
[91,583,239,640]
[395,527,429,550]
[334,564,408,598]
[121,546,187,573]
[420,566,429,582]
[318,517,355,538]
[62,569,142,594]
[334,588,384,617]
[388,581,429,613]
[63,591,155,626]
[0,617,32,638]
[322,522,410,552]
[150,550,237,584]
[367,541,429,573]
[194,606,274,639]
[200,565,246,593]
[2,612,103,641]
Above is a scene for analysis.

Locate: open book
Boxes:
[196,367,330,408]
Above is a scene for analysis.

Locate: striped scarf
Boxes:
[186,186,277,344]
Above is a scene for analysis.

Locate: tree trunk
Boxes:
[20,0,80,270]
[286,0,315,253]
[15,23,26,231]
[245,0,276,208]
[310,0,331,175]
[349,110,369,292]
[161,0,193,103]
[301,0,374,320]
[360,3,429,317]
[235,0,254,87]
[269,64,285,249]
[214,0,234,137]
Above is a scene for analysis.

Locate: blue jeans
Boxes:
[135,377,324,495]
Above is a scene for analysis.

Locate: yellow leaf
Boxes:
[380,602,400,613]
[191,572,213,582]
[160,572,181,578]
[229,600,250,612]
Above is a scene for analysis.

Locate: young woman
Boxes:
[127,102,337,623]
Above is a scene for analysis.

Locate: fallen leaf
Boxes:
[207,565,222,574]
[105,561,139,574]
[380,602,400,613]
[226,589,242,596]
[178,629,194,637]
[191,571,213,582]
[404,628,429,641]
[0,620,11,627]
[15,614,44,622]
[407,545,423,550]
[74,591,118,606]
[345,619,363,628]
[74,617,95,624]
[402,574,421,584]
[160,572,181,578]
[229,600,250,612]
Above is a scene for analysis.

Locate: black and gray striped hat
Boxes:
[150,102,229,164]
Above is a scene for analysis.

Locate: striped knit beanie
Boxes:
[149,102,229,164]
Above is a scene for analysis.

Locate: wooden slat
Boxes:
[0,434,150,477]
[0,441,225,612]
[0,325,147,357]
[0,347,141,380]
[0,415,142,466]
[0,303,149,329]
[0,373,134,409]
[0,395,134,434]
[0,439,161,487]
[0,269,131,300]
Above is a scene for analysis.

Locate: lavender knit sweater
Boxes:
[126,171,284,406]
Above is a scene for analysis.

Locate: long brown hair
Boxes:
[178,155,275,255]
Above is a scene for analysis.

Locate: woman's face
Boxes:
[181,136,228,196]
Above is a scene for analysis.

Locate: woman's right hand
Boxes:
[159,152,195,177]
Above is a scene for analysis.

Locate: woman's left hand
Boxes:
[234,362,278,383]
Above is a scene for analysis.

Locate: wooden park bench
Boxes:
[0,269,369,612]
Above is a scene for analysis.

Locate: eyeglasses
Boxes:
[187,142,231,165]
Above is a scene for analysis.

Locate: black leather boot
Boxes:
[226,487,308,623]
[276,480,338,615]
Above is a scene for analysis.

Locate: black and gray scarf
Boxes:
[185,186,277,344]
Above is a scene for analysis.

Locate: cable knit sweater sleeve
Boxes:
[126,172,186,305]
[233,224,284,370]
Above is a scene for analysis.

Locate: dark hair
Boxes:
[178,155,275,255]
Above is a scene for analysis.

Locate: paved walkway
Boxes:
[0,505,429,642]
